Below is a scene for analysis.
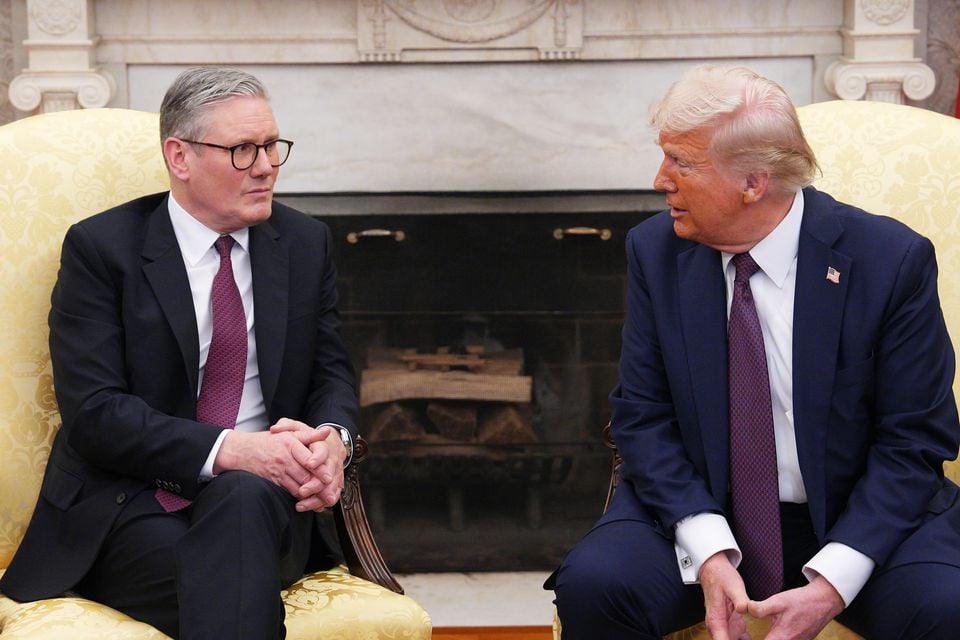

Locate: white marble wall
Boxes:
[5,0,943,191]
[129,58,813,194]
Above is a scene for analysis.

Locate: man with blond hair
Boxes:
[550,65,960,639]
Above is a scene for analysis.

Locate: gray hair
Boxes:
[159,67,268,142]
[650,65,818,193]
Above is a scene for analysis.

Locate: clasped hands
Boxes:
[214,418,347,512]
[699,553,845,640]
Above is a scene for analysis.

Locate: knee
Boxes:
[201,471,292,514]
[916,585,960,635]
[553,545,653,636]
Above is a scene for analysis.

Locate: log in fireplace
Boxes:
[283,191,661,572]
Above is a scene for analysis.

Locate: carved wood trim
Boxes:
[333,435,404,594]
[601,421,620,514]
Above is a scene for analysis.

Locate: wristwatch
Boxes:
[319,423,354,467]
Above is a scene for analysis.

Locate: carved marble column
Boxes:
[8,0,114,114]
[825,0,935,103]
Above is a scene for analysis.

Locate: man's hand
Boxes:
[746,575,844,640]
[212,419,341,511]
[700,552,751,640]
[269,419,347,512]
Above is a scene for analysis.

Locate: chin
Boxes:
[249,200,274,220]
[673,220,694,240]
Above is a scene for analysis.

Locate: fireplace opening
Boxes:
[284,192,661,572]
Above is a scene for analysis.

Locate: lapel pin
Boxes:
[826,266,841,284]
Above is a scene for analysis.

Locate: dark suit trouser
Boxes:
[553,504,960,639]
[74,471,309,640]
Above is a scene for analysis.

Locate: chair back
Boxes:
[0,108,169,570]
[797,100,960,484]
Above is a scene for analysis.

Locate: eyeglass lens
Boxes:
[232,140,292,170]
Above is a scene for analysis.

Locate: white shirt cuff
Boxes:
[199,429,231,481]
[803,542,875,607]
[674,512,742,583]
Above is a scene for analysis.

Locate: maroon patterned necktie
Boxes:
[156,235,247,512]
[728,252,783,599]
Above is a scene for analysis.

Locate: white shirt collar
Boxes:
[722,188,804,287]
[167,192,250,266]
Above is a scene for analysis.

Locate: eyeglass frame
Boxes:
[179,138,294,170]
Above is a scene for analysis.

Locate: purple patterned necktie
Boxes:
[728,252,783,599]
[156,235,247,512]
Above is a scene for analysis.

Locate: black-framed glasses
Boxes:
[181,138,293,170]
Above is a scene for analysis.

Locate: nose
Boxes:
[249,145,275,176]
[653,159,676,193]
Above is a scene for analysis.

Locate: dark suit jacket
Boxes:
[602,186,960,574]
[0,192,358,601]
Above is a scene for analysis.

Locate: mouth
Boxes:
[668,204,687,218]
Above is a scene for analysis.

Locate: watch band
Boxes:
[318,422,354,467]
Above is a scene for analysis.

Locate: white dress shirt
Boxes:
[673,190,875,606]
[168,194,268,478]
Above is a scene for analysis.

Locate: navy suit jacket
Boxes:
[602,186,960,574]
[1,192,358,601]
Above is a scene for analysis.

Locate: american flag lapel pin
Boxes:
[826,266,841,284]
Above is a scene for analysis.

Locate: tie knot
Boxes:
[732,252,761,283]
[214,235,235,259]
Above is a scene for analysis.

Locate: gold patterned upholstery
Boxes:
[0,108,430,639]
[556,100,960,640]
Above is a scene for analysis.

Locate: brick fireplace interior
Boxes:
[284,191,662,572]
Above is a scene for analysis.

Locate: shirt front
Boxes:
[168,193,268,478]
[673,190,875,606]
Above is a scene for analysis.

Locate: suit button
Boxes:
[116,492,127,505]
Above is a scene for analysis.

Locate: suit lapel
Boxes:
[678,243,731,499]
[141,195,201,396]
[249,218,288,413]
[793,188,851,540]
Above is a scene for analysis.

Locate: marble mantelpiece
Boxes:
[8,0,936,193]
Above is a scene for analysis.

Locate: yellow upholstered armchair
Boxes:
[0,108,431,639]
[556,100,960,640]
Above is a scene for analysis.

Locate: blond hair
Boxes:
[651,65,818,192]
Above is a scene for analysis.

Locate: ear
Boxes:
[742,172,771,204]
[163,138,191,182]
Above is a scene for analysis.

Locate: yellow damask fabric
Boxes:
[0,567,431,640]
[0,108,169,572]
[0,108,430,638]
[283,567,432,639]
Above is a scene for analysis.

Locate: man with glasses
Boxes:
[0,67,358,640]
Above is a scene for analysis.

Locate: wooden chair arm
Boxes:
[333,436,404,594]
[601,422,621,514]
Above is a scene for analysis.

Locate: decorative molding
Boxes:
[861,0,911,26]
[382,0,553,43]
[29,0,82,36]
[10,0,115,113]
[826,59,935,102]
[9,69,114,111]
[358,0,582,62]
[827,0,934,103]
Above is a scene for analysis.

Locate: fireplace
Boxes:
[282,191,662,572]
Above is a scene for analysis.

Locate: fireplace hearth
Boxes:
[282,191,662,572]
